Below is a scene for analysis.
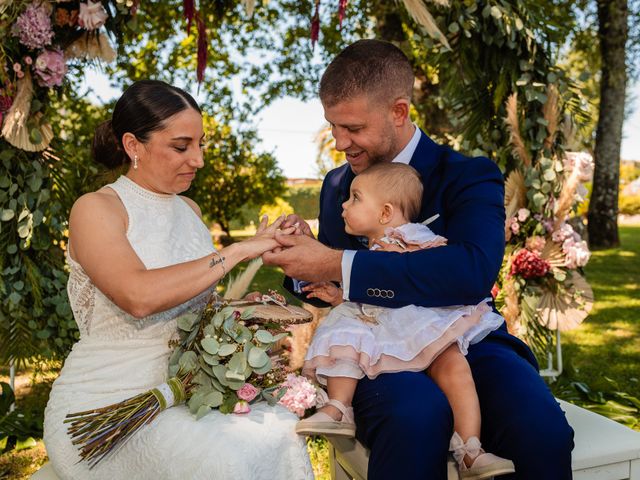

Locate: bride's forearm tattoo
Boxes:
[209,251,227,277]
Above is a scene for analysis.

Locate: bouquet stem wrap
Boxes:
[152,377,186,411]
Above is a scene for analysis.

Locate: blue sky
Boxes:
[82,70,640,179]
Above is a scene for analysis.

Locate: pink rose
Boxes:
[233,400,251,414]
[237,383,259,402]
[510,218,520,235]
[517,208,530,222]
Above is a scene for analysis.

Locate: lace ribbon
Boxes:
[151,377,186,411]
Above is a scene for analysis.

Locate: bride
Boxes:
[43,80,314,479]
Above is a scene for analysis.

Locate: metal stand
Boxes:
[539,328,563,379]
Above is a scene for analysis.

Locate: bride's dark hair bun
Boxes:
[92,120,126,169]
[92,80,201,170]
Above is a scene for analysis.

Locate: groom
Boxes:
[263,39,573,479]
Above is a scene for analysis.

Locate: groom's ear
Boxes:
[390,98,410,126]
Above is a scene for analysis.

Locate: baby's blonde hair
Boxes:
[358,163,423,222]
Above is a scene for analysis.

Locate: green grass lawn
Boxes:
[560,226,640,400]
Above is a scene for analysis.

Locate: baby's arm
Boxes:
[301,282,344,306]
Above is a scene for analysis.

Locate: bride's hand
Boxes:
[240,215,295,260]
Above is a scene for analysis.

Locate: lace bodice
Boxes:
[66,175,216,340]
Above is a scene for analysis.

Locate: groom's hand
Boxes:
[282,214,314,238]
[262,232,343,282]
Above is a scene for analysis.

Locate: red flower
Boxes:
[310,0,320,48]
[0,95,12,113]
[510,249,550,279]
[491,283,500,299]
[338,0,348,28]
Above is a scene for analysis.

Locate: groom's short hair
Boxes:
[319,39,414,107]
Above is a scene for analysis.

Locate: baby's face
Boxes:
[341,175,385,238]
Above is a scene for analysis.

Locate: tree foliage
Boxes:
[188,116,285,235]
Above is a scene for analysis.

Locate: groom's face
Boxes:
[323,94,399,175]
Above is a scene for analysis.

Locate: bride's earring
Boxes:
[133,155,138,170]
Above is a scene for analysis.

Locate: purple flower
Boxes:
[13,3,54,50]
[34,49,67,87]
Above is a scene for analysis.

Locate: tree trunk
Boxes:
[588,0,628,248]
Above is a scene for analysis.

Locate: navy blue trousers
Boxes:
[352,334,574,479]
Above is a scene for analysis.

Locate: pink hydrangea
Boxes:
[277,374,317,418]
[12,3,54,50]
[564,152,594,182]
[525,235,546,254]
[562,238,591,269]
[237,383,259,402]
[552,223,579,244]
[34,49,67,87]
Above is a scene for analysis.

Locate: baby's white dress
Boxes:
[303,223,504,385]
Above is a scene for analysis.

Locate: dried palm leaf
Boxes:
[537,272,593,331]
[501,277,521,334]
[398,0,451,50]
[503,169,526,240]
[504,93,531,168]
[240,0,255,17]
[223,258,262,300]
[504,170,527,219]
[65,32,116,63]
[540,239,566,268]
[542,85,559,151]
[553,157,581,230]
[1,72,53,152]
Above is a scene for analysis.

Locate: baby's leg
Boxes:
[296,376,358,437]
[320,376,358,421]
[429,344,516,476]
[428,344,480,448]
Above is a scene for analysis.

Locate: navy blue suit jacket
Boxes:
[317,129,537,367]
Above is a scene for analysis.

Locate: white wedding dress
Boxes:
[43,176,314,480]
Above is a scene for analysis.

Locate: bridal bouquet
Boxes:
[65,293,316,468]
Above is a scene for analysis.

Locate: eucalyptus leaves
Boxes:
[172,301,289,418]
[65,295,296,467]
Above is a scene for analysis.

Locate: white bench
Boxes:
[30,400,640,480]
[328,400,640,480]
